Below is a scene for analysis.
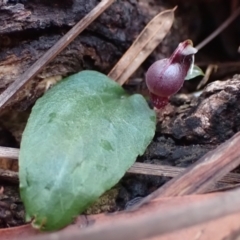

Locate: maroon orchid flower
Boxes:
[146,40,198,109]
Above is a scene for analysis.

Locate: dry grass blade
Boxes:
[108,7,176,85]
[131,132,240,209]
[0,0,114,110]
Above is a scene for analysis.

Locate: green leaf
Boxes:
[185,65,204,80]
[19,70,156,231]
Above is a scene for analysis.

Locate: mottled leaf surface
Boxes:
[19,71,156,231]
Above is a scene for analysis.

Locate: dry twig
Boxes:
[130,162,240,187]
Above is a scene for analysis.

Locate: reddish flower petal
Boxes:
[150,92,169,109]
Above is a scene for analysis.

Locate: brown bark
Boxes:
[0,0,147,109]
[159,76,240,145]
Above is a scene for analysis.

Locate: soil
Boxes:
[1,0,240,230]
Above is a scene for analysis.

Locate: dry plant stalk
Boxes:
[0,0,114,110]
[130,162,240,187]
[108,7,176,85]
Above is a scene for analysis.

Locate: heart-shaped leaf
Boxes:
[185,65,204,80]
[19,70,156,231]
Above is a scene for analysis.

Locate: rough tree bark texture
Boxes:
[0,0,150,109]
[162,76,240,145]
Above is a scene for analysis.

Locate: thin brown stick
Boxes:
[0,0,114,110]
[195,6,240,50]
[129,162,240,186]
[129,162,184,177]
[2,146,240,189]
[24,188,240,240]
[131,132,240,209]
